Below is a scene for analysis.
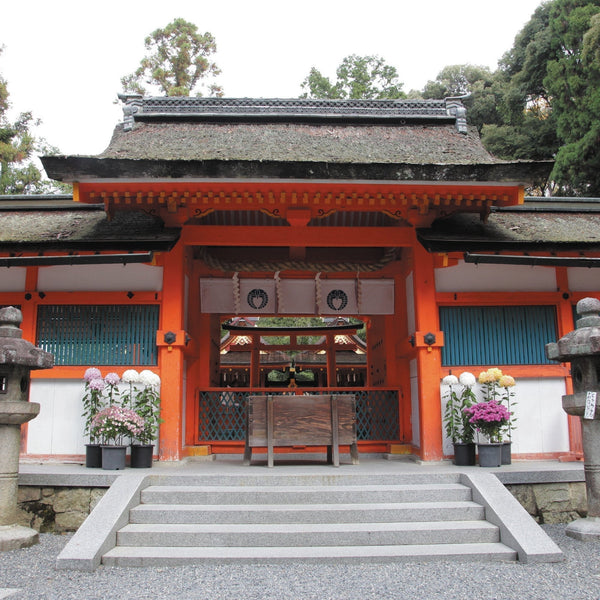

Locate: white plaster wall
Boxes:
[567,267,600,292]
[0,267,26,292]
[37,264,163,292]
[435,260,556,292]
[409,359,420,448]
[27,379,86,455]
[440,377,569,456]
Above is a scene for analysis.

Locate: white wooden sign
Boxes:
[585,391,597,420]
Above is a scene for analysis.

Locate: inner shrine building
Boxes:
[2,95,596,462]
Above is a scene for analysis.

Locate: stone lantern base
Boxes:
[565,517,600,541]
[0,524,39,551]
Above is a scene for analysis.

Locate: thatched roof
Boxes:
[0,196,179,252]
[417,198,600,252]
[41,97,552,186]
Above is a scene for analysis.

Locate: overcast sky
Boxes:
[1,0,544,157]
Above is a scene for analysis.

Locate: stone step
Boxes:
[147,472,462,487]
[102,542,518,567]
[130,500,485,524]
[140,483,472,505]
[116,520,500,547]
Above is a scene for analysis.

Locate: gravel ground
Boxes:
[1,525,600,600]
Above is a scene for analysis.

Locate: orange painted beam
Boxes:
[78,180,522,206]
[181,225,415,248]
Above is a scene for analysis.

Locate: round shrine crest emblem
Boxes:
[247,288,269,310]
[326,289,348,311]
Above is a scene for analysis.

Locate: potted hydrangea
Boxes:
[442,372,477,465]
[463,400,511,467]
[90,405,144,470]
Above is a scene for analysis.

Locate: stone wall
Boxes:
[15,481,588,533]
[17,486,106,533]
[506,482,587,524]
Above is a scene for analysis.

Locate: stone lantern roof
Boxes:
[0,307,54,370]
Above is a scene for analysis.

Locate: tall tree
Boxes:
[546,3,600,194]
[485,0,600,195]
[301,55,406,100]
[0,47,67,194]
[121,18,222,97]
[421,64,503,132]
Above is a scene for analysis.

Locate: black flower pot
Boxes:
[453,442,476,466]
[130,444,154,468]
[101,445,127,470]
[477,443,503,468]
[501,441,512,465]
[85,443,102,468]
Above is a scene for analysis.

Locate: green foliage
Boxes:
[301,55,406,99]
[547,5,600,194]
[257,316,326,346]
[422,64,503,132]
[121,18,222,97]
[442,377,476,444]
[490,0,600,195]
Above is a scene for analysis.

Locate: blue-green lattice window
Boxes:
[37,305,159,366]
[439,305,557,366]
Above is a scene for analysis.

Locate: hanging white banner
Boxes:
[239,279,277,313]
[200,279,234,313]
[200,278,394,314]
[278,279,316,314]
[359,280,395,314]
[318,280,359,314]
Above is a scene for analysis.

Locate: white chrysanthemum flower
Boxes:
[442,374,459,386]
[139,369,159,387]
[122,369,140,384]
[459,372,476,387]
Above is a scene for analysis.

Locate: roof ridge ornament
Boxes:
[445,96,469,134]
[118,94,143,131]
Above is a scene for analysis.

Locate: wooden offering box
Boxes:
[244,394,359,467]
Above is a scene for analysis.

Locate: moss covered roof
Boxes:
[0,197,179,251]
[42,97,552,186]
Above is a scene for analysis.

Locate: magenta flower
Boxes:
[463,401,510,443]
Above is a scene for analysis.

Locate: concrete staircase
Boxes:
[100,472,519,566]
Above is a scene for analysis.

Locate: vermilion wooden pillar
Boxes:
[157,241,187,461]
[556,267,583,459]
[412,242,444,460]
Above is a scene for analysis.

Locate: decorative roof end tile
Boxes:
[445,96,469,134]
[118,93,143,131]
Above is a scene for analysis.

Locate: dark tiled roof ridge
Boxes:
[118,95,468,132]
[120,95,454,114]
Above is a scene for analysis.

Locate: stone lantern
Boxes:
[546,297,600,540]
[0,306,53,551]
